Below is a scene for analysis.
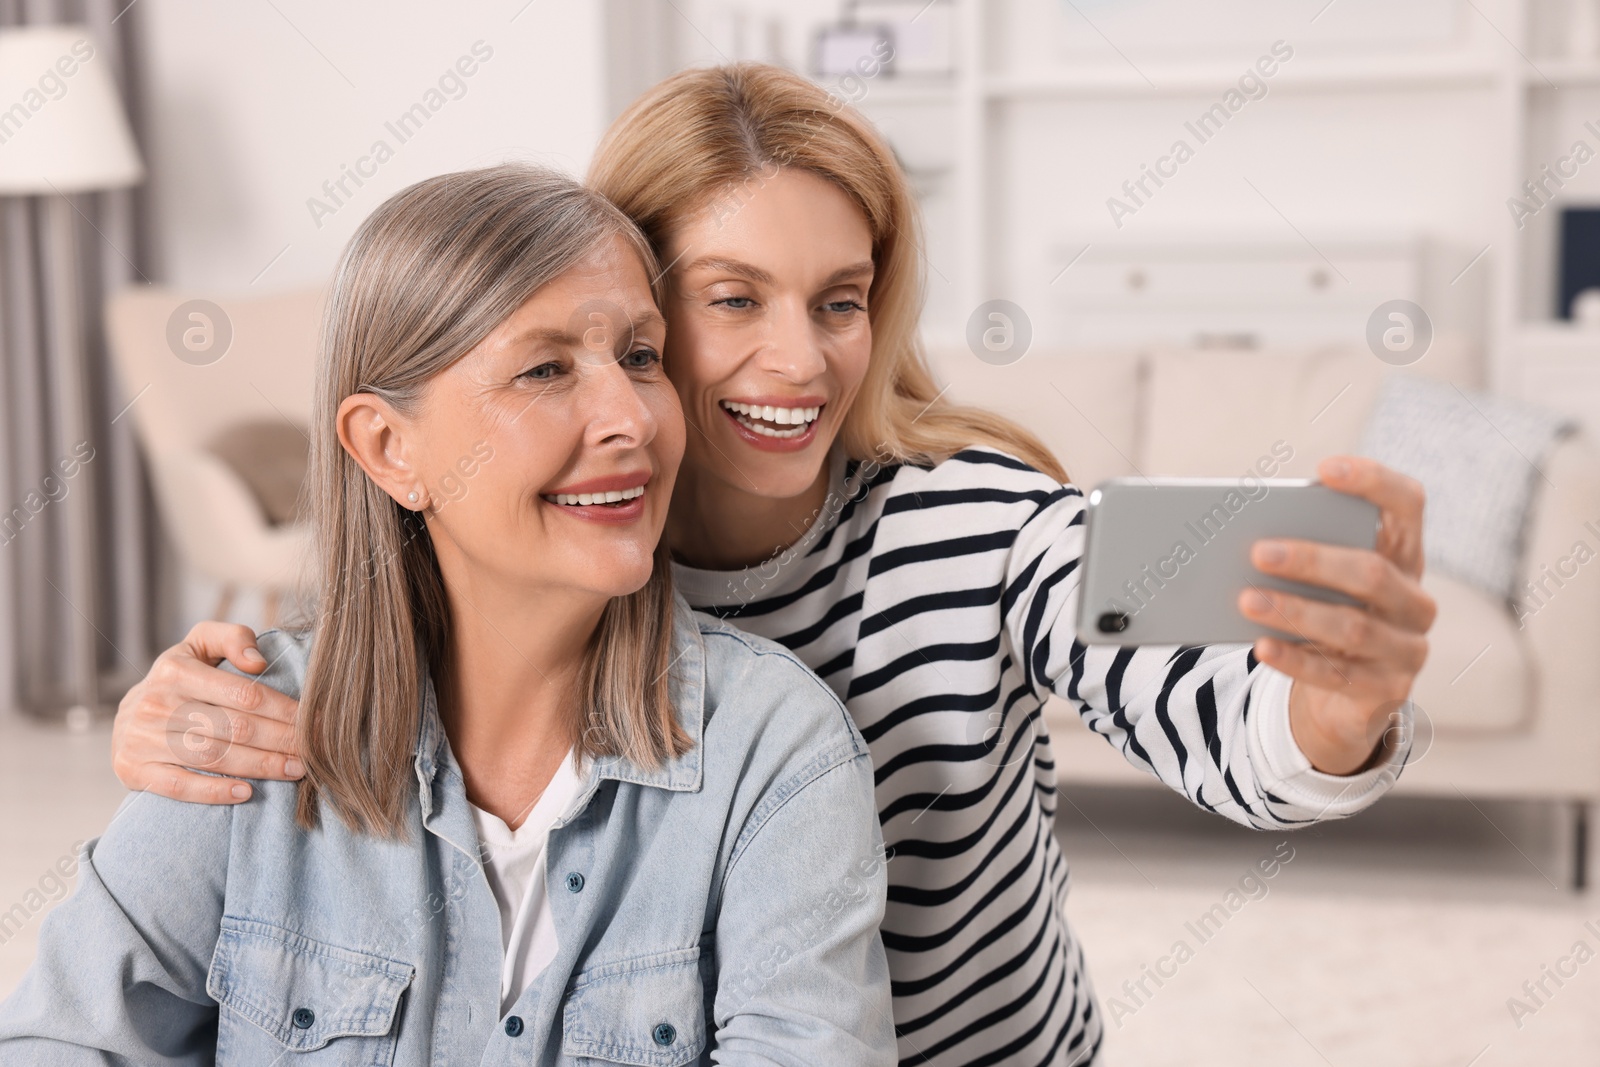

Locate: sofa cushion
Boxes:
[926,347,1143,490]
[1409,570,1530,733]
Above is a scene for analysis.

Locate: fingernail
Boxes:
[284,758,305,778]
[230,783,251,799]
[1244,590,1272,613]
[242,647,266,666]
[1258,542,1286,564]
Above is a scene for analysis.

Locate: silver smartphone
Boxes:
[1074,478,1381,646]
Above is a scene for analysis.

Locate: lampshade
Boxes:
[0,25,143,194]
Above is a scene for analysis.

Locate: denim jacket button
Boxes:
[504,1015,525,1037]
[652,1022,676,1046]
[565,871,585,893]
[291,1006,315,1030]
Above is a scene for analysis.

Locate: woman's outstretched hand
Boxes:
[1238,455,1437,776]
[112,621,304,803]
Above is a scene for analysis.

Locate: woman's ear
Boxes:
[336,393,425,509]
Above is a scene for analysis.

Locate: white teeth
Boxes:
[747,420,807,439]
[720,401,822,427]
[547,485,645,506]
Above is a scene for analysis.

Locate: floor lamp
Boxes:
[0,25,144,720]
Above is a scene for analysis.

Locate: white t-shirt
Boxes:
[469,748,586,1015]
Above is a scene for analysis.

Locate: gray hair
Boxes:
[295,163,684,835]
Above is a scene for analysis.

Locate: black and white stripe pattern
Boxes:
[673,448,1400,1065]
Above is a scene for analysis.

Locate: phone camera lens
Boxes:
[1096,612,1130,634]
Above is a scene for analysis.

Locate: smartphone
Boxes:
[1074,478,1381,646]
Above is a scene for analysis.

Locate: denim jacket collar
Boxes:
[411,596,709,818]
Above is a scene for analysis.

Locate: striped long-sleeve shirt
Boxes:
[672,447,1406,1066]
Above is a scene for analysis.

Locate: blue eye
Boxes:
[715,297,755,309]
[825,300,865,314]
[519,362,559,381]
[623,348,661,368]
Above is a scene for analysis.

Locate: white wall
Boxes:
[139,0,608,292]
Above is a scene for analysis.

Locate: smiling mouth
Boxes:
[542,485,646,507]
[720,401,823,440]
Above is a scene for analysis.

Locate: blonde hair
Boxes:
[297,163,688,835]
[588,62,1067,482]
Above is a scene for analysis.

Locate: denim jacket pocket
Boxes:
[206,916,414,1059]
[561,946,707,1066]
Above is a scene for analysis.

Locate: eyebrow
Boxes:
[683,257,876,289]
[822,261,876,287]
[683,256,773,286]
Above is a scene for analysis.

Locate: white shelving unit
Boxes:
[835,0,1523,362]
[984,54,1504,99]
[1502,0,1600,427]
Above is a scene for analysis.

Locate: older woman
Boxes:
[0,164,894,1064]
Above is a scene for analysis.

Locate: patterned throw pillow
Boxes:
[1357,375,1576,604]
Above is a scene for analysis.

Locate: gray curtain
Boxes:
[0,0,170,718]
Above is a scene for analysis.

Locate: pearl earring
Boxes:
[407,491,419,503]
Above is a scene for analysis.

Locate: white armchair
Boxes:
[103,287,321,623]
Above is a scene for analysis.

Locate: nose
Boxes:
[582,359,657,450]
[753,297,827,384]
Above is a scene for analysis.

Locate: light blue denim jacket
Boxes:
[0,598,894,1065]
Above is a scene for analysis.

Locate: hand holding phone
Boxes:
[1074,478,1380,646]
[1070,456,1434,776]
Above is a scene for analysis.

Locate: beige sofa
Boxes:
[931,339,1600,885]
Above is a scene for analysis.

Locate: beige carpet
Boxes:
[1058,785,1598,1066]
[1071,881,1598,1065]
[0,715,126,999]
